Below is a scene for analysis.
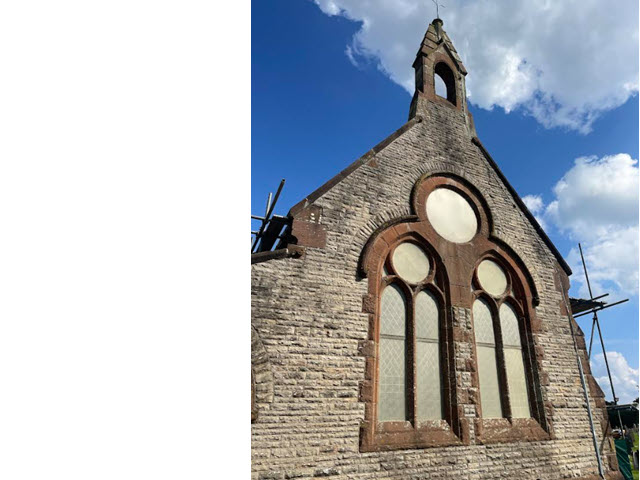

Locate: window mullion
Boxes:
[492,309,512,419]
[520,313,534,409]
[408,291,417,427]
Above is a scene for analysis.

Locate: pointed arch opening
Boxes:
[360,228,461,452]
[470,250,548,440]
[360,174,550,449]
[434,62,457,106]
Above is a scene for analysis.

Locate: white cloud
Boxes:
[345,45,359,68]
[543,154,639,297]
[311,0,639,132]
[565,226,639,298]
[546,154,639,238]
[525,159,639,403]
[591,351,639,403]
[523,194,544,213]
[522,194,547,230]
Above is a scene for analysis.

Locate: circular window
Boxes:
[392,242,430,284]
[477,259,508,297]
[426,188,478,243]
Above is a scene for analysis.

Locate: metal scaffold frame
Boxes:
[251,179,288,253]
[577,244,629,410]
[565,243,632,479]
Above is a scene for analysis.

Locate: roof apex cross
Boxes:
[432,0,445,20]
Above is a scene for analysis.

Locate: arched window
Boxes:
[473,297,503,418]
[434,62,456,105]
[379,283,408,421]
[359,174,548,451]
[377,242,444,422]
[472,258,532,420]
[360,232,458,452]
[415,289,442,420]
[500,302,531,418]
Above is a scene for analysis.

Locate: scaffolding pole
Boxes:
[251,179,285,253]
[562,286,605,478]
[578,244,627,435]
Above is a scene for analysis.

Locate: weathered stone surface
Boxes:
[251,18,616,480]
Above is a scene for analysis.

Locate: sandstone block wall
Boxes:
[251,99,619,480]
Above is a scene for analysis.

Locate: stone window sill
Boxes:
[360,419,463,452]
[474,417,550,445]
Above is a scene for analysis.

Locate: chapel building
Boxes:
[251,18,622,480]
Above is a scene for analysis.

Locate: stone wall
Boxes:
[251,97,620,479]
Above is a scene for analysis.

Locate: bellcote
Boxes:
[409,19,472,128]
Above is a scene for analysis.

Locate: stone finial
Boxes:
[433,18,443,40]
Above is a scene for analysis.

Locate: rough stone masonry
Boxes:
[251,18,622,480]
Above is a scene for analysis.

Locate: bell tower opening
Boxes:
[408,18,475,135]
[434,62,456,106]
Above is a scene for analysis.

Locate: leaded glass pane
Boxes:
[379,284,407,422]
[392,242,430,284]
[474,298,503,419]
[473,298,495,345]
[415,289,442,420]
[476,345,503,418]
[500,303,522,347]
[416,341,442,420]
[504,349,531,418]
[415,290,439,340]
[378,337,406,421]
[477,259,508,297]
[380,284,405,337]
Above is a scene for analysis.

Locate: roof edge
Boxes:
[471,137,572,276]
[440,41,467,75]
[251,245,305,265]
[288,116,424,217]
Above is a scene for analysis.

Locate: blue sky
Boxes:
[252,0,639,401]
